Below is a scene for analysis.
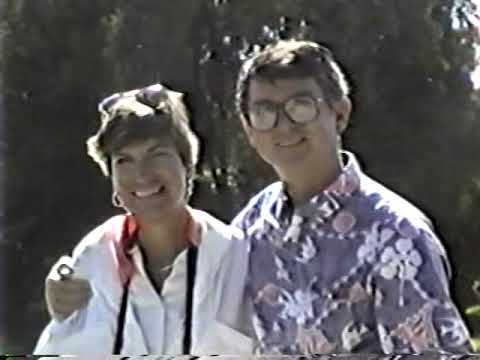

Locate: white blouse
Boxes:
[34,209,254,356]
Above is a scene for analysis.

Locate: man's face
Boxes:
[243,76,351,180]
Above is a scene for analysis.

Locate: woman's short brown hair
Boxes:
[87,83,200,198]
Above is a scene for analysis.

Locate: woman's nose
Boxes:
[134,159,154,180]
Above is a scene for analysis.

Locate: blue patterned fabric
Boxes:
[232,152,471,355]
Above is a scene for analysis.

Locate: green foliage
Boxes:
[465,279,480,349]
[470,337,480,351]
[466,305,480,316]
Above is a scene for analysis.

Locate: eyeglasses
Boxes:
[248,94,325,131]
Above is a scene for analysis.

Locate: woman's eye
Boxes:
[152,151,169,159]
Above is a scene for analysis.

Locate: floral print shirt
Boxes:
[232,152,471,355]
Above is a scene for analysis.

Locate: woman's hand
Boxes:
[45,256,92,321]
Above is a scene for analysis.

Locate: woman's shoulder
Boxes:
[71,215,124,260]
[190,208,243,242]
[190,208,248,268]
[190,209,249,293]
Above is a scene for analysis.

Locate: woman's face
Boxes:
[110,137,187,219]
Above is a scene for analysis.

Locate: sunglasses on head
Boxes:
[98,84,169,119]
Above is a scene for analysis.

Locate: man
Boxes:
[232,39,471,354]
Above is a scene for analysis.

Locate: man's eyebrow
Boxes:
[287,90,316,98]
[251,90,315,105]
[251,98,275,105]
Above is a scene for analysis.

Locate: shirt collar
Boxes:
[262,151,363,228]
[322,151,362,196]
[110,208,202,286]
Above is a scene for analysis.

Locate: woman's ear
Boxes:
[112,192,123,208]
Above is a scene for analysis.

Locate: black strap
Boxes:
[113,277,131,354]
[183,245,198,354]
[112,246,198,355]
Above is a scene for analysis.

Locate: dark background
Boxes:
[1,0,480,353]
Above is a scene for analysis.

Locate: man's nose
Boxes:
[276,109,295,131]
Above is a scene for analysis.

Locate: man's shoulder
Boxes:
[359,174,450,265]
[231,182,282,227]
[359,174,433,231]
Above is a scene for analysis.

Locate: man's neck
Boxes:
[281,153,343,207]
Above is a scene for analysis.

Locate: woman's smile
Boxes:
[132,185,166,198]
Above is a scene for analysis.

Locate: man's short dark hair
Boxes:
[236,39,350,124]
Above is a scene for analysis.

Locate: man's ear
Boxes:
[240,115,257,148]
[333,96,352,134]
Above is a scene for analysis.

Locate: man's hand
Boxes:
[45,256,92,321]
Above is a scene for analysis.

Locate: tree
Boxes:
[1,0,116,351]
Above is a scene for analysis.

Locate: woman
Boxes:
[34,84,253,355]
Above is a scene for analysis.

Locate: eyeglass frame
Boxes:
[246,93,327,131]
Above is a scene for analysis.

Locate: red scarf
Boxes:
[109,210,202,286]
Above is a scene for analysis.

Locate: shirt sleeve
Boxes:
[33,227,116,355]
[371,229,471,353]
[34,278,116,355]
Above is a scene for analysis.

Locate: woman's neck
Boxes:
[136,206,190,269]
